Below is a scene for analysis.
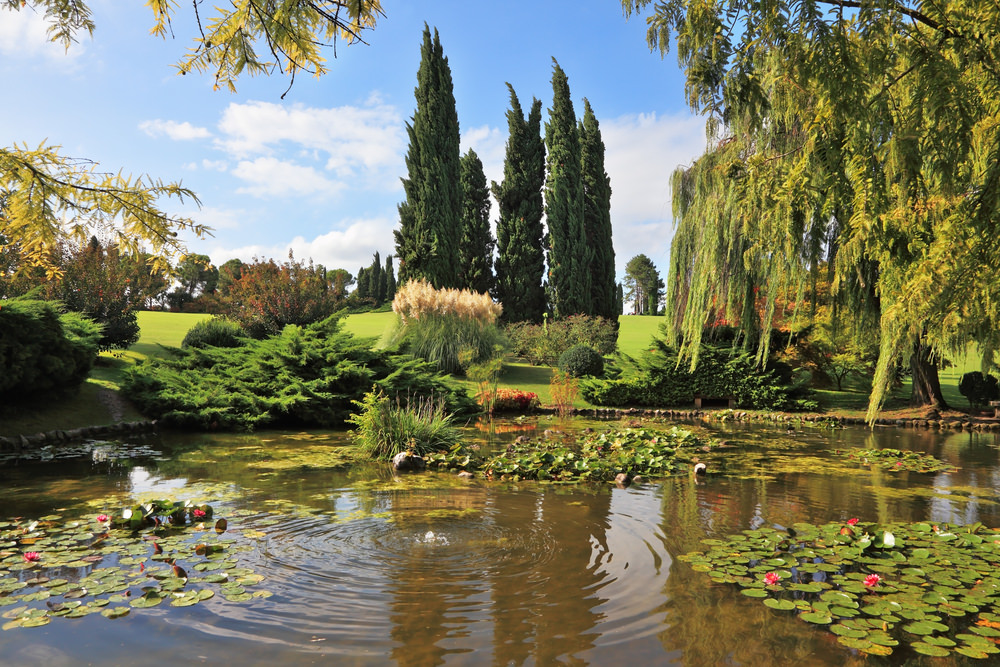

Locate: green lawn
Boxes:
[4,310,986,438]
[616,315,665,358]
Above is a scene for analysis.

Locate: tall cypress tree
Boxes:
[384,254,397,302]
[369,251,384,305]
[492,84,547,323]
[544,59,589,317]
[458,149,495,294]
[580,98,616,321]
[394,25,462,288]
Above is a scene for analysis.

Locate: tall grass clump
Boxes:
[392,279,505,374]
[550,370,579,417]
[347,388,461,460]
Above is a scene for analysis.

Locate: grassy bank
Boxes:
[0,310,985,436]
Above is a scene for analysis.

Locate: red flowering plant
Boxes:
[476,389,540,413]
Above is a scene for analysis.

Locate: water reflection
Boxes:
[2,420,1000,664]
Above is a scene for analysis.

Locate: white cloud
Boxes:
[0,6,84,62]
[461,124,505,187]
[139,119,212,141]
[202,159,228,171]
[208,217,397,271]
[216,97,405,175]
[602,111,707,274]
[192,206,247,231]
[231,157,343,198]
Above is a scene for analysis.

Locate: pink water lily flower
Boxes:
[847,518,859,526]
[192,509,206,519]
[97,514,110,523]
[23,552,40,563]
[864,573,882,588]
[764,572,780,586]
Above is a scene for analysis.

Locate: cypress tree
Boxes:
[544,59,589,317]
[356,266,369,301]
[580,98,616,321]
[384,255,397,302]
[458,149,495,294]
[394,25,462,288]
[492,84,547,323]
[369,251,384,305]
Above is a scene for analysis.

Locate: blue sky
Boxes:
[2,1,706,284]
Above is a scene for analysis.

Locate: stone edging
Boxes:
[0,420,159,452]
[541,407,1000,431]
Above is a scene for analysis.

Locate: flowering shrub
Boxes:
[476,389,539,413]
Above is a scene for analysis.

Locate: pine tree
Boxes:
[580,99,616,321]
[492,84,547,323]
[458,149,495,294]
[394,25,462,289]
[545,59,589,317]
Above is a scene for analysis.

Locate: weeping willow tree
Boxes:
[625,0,1000,420]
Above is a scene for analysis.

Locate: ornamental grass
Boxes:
[391,280,505,374]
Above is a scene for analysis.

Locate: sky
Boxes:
[1,0,707,286]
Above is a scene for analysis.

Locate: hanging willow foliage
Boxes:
[626,0,1000,420]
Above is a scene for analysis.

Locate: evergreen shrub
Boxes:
[505,314,617,366]
[558,344,604,378]
[581,338,816,411]
[123,314,477,431]
[0,299,102,399]
[181,317,245,349]
[958,371,1000,408]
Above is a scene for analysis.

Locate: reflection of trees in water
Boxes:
[655,479,864,666]
[383,487,612,666]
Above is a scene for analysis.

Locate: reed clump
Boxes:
[347,388,460,460]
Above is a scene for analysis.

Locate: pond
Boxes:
[1,417,999,666]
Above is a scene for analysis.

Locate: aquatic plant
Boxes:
[0,500,269,629]
[347,388,461,460]
[830,448,957,474]
[679,519,1000,658]
[428,426,708,483]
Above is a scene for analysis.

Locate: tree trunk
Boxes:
[910,340,948,409]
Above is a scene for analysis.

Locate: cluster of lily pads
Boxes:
[831,447,956,474]
[0,499,269,629]
[680,519,1000,658]
[426,426,709,482]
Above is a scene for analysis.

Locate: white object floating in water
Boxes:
[420,530,449,545]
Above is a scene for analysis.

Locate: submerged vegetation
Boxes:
[680,520,1000,658]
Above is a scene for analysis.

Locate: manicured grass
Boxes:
[616,315,665,358]
[342,310,397,347]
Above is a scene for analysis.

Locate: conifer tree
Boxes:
[394,25,461,289]
[384,255,397,301]
[356,266,369,301]
[492,85,547,323]
[458,149,495,294]
[580,99,616,322]
[369,251,384,305]
[544,60,589,317]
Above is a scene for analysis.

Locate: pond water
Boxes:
[1,417,999,666]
